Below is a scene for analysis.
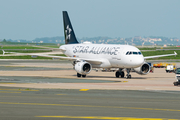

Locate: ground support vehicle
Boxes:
[174,67,180,86]
[166,64,176,73]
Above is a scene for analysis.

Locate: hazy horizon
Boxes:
[0,0,180,40]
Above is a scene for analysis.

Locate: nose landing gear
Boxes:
[126,69,131,79]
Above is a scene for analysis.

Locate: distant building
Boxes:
[134,36,141,39]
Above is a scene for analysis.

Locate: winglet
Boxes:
[174,51,177,56]
[2,50,5,55]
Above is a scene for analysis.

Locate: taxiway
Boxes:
[0,59,178,91]
[0,59,179,120]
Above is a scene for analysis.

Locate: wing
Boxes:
[31,54,102,65]
[0,50,102,65]
[144,51,177,59]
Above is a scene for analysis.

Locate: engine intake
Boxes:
[133,62,150,75]
[74,61,92,75]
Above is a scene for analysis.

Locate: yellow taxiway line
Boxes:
[0,102,180,112]
[79,89,89,91]
[35,116,178,120]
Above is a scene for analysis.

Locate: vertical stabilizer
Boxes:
[63,11,79,44]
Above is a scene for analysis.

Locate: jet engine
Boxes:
[74,61,92,75]
[133,62,150,75]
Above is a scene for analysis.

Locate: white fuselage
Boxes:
[60,43,144,68]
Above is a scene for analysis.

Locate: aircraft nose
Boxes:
[130,56,144,67]
[124,55,144,68]
[136,56,144,66]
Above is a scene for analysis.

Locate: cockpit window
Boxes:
[126,52,129,55]
[133,52,138,54]
[126,51,142,55]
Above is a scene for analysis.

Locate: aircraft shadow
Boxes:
[73,75,147,79]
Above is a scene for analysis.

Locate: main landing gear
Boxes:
[77,73,86,78]
[115,68,131,79]
[115,69,125,78]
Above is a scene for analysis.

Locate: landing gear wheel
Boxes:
[115,71,120,78]
[120,71,125,78]
[82,75,86,77]
[126,75,131,79]
[116,71,124,78]
[77,73,81,77]
[126,68,131,79]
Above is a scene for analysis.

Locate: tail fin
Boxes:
[63,11,79,44]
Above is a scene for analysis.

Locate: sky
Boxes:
[0,0,180,40]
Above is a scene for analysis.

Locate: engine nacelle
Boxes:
[74,61,92,75]
[133,62,150,75]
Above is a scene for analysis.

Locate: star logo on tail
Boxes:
[65,25,72,41]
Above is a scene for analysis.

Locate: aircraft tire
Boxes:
[82,75,86,77]
[115,71,120,78]
[77,73,82,77]
[120,72,124,78]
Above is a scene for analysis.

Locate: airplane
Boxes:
[2,11,177,79]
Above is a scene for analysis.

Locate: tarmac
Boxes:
[0,59,180,120]
[0,59,178,91]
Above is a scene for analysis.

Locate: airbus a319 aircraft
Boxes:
[3,11,177,79]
